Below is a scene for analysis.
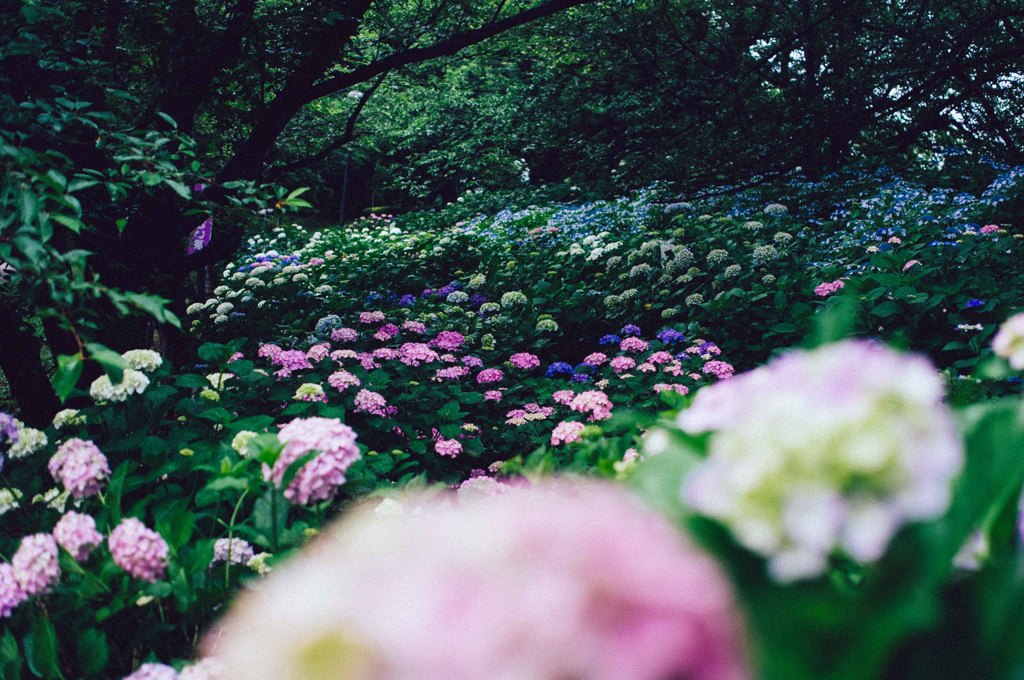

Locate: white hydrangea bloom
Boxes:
[678,340,963,582]
[993,313,1024,369]
[8,420,47,459]
[122,349,163,372]
[52,408,85,429]
[89,369,151,402]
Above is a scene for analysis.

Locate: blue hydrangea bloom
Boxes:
[599,334,622,346]
[545,362,574,378]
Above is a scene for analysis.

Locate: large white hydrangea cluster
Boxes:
[678,340,963,582]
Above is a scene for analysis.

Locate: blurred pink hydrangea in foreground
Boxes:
[205,479,748,680]
[678,340,963,583]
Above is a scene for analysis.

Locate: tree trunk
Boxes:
[0,298,61,427]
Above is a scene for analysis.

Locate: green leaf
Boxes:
[74,629,108,677]
[24,616,60,679]
[85,343,127,384]
[52,353,83,402]
[50,214,83,234]
[163,179,191,199]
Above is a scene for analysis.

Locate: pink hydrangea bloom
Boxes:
[328,370,361,391]
[702,361,735,380]
[439,353,459,363]
[375,324,400,341]
[476,368,504,384]
[457,476,511,498]
[0,564,26,618]
[814,279,845,297]
[431,330,465,351]
[434,438,462,458]
[505,409,528,425]
[205,480,748,680]
[12,534,61,596]
[357,353,380,370]
[273,350,312,373]
[212,538,255,566]
[902,259,921,272]
[49,438,110,499]
[330,327,358,343]
[620,337,649,353]
[570,390,613,421]
[402,320,426,334]
[610,356,636,373]
[109,518,169,582]
[550,420,585,445]
[638,362,657,373]
[371,348,400,361]
[663,363,684,376]
[53,511,103,562]
[359,311,386,324]
[654,383,690,395]
[484,390,503,401]
[552,389,576,405]
[257,343,283,360]
[331,349,357,362]
[269,417,361,506]
[981,224,1000,234]
[354,389,389,417]
[583,352,608,366]
[509,353,540,370]
[436,366,470,380]
[306,343,331,362]
[123,663,178,680]
[399,343,439,367]
[647,351,674,365]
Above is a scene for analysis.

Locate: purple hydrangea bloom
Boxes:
[620,324,641,336]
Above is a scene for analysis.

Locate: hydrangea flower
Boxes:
[569,391,613,421]
[13,534,61,596]
[213,538,256,566]
[544,362,573,378]
[598,334,621,346]
[268,418,361,505]
[476,368,504,384]
[48,438,110,498]
[123,663,179,680]
[508,353,540,370]
[550,421,585,445]
[993,313,1024,369]
[121,349,163,372]
[434,438,462,458]
[353,389,390,417]
[679,340,963,582]
[109,518,169,582]
[620,337,649,353]
[328,370,361,391]
[0,564,26,618]
[331,327,358,343]
[205,480,748,680]
[89,369,151,402]
[431,331,465,351]
[7,420,46,459]
[814,280,845,297]
[620,324,641,336]
[657,328,687,344]
[53,511,103,562]
[293,383,327,403]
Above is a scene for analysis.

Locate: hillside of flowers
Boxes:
[5,161,1024,679]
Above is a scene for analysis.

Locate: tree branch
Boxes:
[266,72,388,179]
[305,0,596,102]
